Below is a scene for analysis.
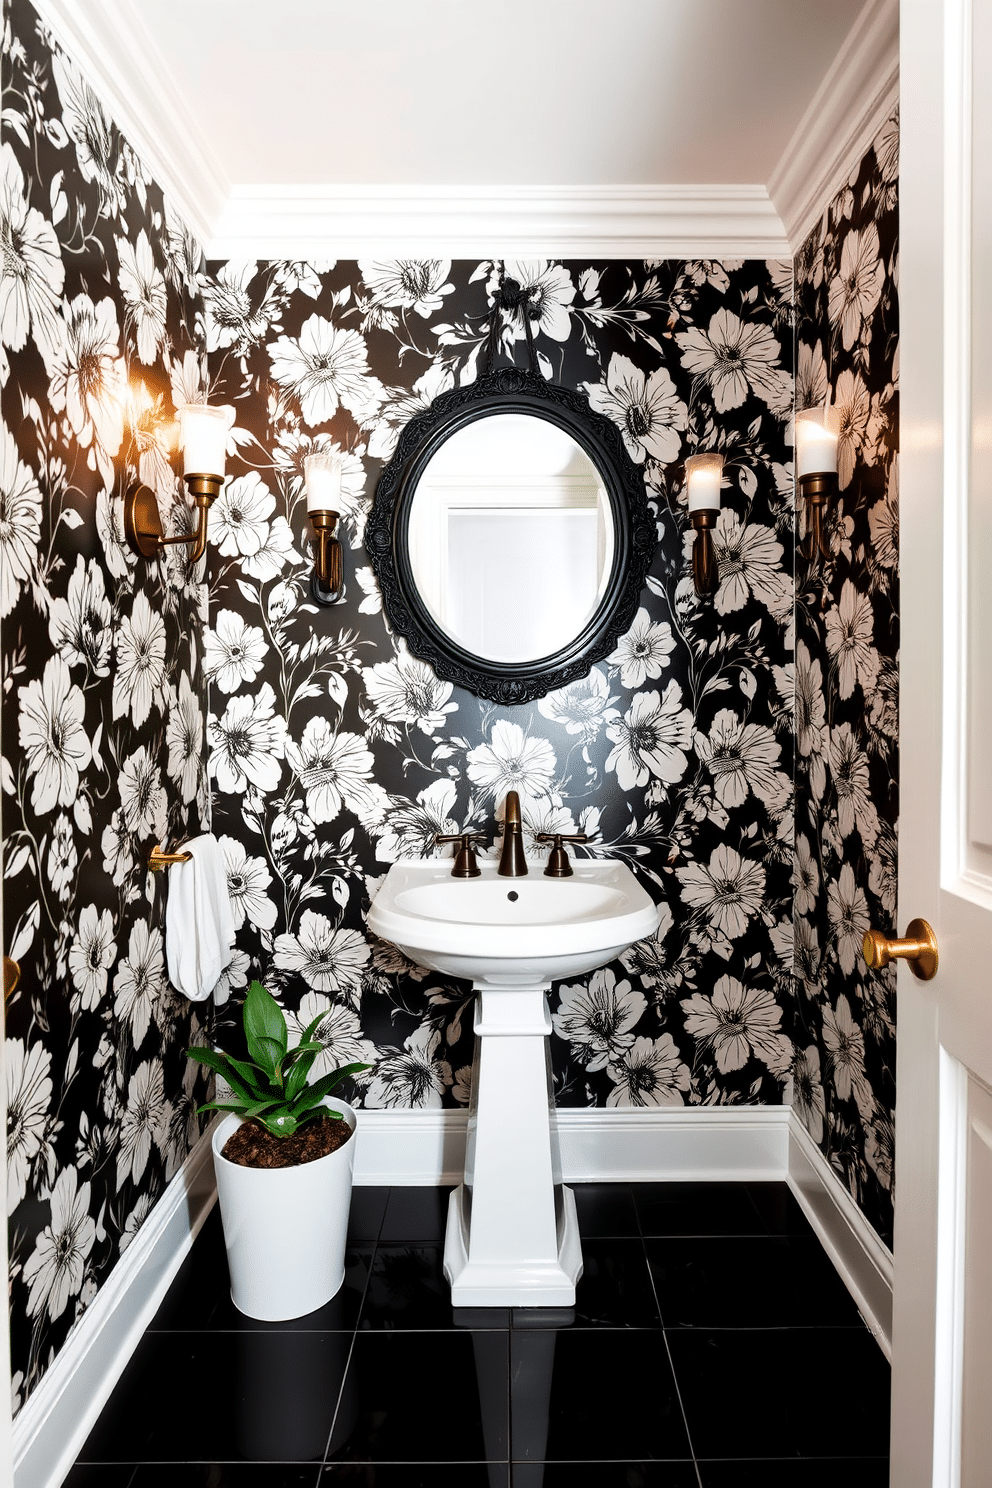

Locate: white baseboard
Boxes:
[557,1105,789,1183]
[787,1111,894,1359]
[352,1104,791,1186]
[13,1122,218,1488]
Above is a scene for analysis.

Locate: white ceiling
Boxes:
[36,0,897,255]
[135,0,865,187]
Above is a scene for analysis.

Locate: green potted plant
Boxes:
[186,979,369,1321]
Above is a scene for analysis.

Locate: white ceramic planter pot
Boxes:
[211,1099,357,1321]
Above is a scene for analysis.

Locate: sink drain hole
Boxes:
[507,891,519,902]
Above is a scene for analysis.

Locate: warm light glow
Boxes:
[177,403,235,477]
[305,451,344,512]
[684,452,724,513]
[795,406,840,478]
[125,379,153,428]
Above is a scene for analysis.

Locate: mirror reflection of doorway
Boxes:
[408,413,613,664]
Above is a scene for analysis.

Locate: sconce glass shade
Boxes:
[178,403,235,477]
[795,406,840,478]
[685,452,724,512]
[304,451,345,512]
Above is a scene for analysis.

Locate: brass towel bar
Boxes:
[148,842,193,872]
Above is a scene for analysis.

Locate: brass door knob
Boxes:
[863,918,939,981]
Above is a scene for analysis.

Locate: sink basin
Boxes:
[367,858,660,986]
[367,853,661,1309]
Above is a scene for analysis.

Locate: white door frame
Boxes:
[895,0,992,1482]
[891,2,944,1477]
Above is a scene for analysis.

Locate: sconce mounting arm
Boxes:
[124,476,222,566]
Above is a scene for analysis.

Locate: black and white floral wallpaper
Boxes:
[201,255,797,1117]
[792,112,899,1246]
[1,0,213,1412]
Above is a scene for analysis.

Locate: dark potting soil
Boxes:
[221,1115,352,1169]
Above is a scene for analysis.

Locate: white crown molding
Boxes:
[768,0,899,252]
[30,0,227,245]
[207,184,790,263]
[788,1111,894,1359]
[12,1122,217,1488]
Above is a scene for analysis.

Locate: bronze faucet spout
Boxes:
[496,790,528,877]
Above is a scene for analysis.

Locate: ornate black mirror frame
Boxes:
[366,366,657,706]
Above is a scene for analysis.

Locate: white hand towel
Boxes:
[165,833,236,1002]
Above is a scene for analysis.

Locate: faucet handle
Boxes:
[434,831,486,878]
[534,832,588,878]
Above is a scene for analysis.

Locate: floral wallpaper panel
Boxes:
[200,252,798,1125]
[2,0,214,1412]
[792,111,899,1247]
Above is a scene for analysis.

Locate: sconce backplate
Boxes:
[124,483,164,559]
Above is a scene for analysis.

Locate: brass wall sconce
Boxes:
[684,452,723,597]
[124,403,235,564]
[795,406,839,561]
[305,452,345,605]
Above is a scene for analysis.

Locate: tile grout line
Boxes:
[638,1210,705,1486]
[319,1224,379,1470]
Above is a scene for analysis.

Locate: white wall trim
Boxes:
[30,0,227,244]
[206,184,791,263]
[787,1110,894,1359]
[768,0,899,251]
[12,1123,217,1488]
[30,0,895,262]
[352,1104,791,1187]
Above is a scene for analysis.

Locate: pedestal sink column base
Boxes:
[443,1183,583,1308]
[442,980,583,1308]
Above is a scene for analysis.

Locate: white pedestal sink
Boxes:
[367,858,660,1307]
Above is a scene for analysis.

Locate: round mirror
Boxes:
[366,368,656,705]
[407,413,615,665]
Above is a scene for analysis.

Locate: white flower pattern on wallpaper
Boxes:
[200,244,797,1154]
[2,9,212,1414]
[794,111,899,1245]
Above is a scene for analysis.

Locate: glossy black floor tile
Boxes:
[69,1181,890,1485]
[632,1181,767,1237]
[130,1469,320,1487]
[511,1466,698,1487]
[320,1468,507,1486]
[379,1186,453,1243]
[669,1328,890,1459]
[62,1468,136,1487]
[348,1187,391,1242]
[510,1328,691,1462]
[698,1461,889,1486]
[78,1331,350,1462]
[570,1239,661,1328]
[150,1210,371,1333]
[570,1183,640,1237]
[359,1245,452,1330]
[646,1234,864,1329]
[328,1329,508,1464]
[745,1181,815,1236]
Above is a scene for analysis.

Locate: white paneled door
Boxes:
[895,0,992,1482]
